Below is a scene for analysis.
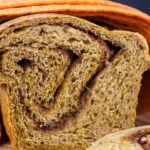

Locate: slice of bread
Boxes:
[88,125,150,150]
[0,14,149,150]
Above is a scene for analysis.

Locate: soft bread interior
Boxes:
[84,16,150,118]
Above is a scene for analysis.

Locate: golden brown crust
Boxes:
[0,85,19,150]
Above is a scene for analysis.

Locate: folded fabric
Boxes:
[88,125,150,150]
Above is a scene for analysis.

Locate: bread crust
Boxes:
[0,85,19,149]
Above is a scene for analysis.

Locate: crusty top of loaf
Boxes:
[0,13,149,61]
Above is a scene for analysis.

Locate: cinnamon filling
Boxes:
[131,132,150,150]
[17,59,35,71]
[19,41,121,131]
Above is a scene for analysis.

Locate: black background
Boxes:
[112,0,150,15]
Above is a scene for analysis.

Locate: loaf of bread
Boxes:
[0,13,149,150]
[88,125,150,150]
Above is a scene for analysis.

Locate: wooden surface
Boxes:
[0,71,149,150]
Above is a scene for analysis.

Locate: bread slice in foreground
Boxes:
[88,125,150,150]
[0,14,149,150]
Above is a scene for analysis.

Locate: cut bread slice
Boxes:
[0,14,149,150]
[88,125,150,150]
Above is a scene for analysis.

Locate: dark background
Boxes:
[112,0,150,15]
